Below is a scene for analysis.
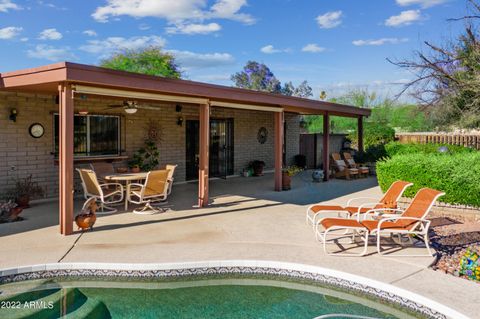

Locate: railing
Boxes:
[395,133,480,150]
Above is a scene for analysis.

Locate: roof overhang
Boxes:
[0,62,371,118]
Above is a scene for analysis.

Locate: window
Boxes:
[54,114,120,157]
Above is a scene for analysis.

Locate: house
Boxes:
[0,62,371,235]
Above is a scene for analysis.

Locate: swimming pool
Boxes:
[0,261,465,319]
[1,277,418,319]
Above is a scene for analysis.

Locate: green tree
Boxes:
[100,46,182,79]
[231,61,313,97]
[231,61,282,93]
[390,0,480,129]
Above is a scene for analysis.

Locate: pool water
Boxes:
[0,278,420,319]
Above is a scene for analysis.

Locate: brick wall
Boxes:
[0,92,300,198]
[285,113,300,166]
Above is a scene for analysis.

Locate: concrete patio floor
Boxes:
[1,172,478,318]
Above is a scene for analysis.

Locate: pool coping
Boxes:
[0,260,469,319]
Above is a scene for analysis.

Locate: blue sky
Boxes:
[0,0,467,99]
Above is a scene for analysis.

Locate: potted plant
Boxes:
[129,139,160,172]
[282,165,302,190]
[6,175,44,208]
[249,160,265,176]
[0,200,22,223]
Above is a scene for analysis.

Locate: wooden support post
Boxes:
[274,111,284,191]
[358,116,364,153]
[323,112,330,181]
[58,83,74,235]
[198,103,210,207]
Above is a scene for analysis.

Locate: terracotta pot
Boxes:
[16,195,30,208]
[9,207,23,220]
[130,167,141,173]
[282,173,291,190]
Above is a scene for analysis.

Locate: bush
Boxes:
[376,152,480,207]
[348,122,395,150]
[355,144,388,163]
[385,142,475,157]
[294,154,307,168]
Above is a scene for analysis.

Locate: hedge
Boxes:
[384,142,475,157]
[376,152,480,207]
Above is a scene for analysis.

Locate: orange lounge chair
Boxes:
[306,180,413,228]
[316,188,445,256]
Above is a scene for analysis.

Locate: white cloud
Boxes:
[385,10,423,27]
[316,11,342,29]
[27,44,76,61]
[208,0,255,24]
[83,29,97,37]
[260,44,291,54]
[352,37,409,46]
[38,28,63,40]
[20,37,28,42]
[301,43,326,53]
[80,35,166,57]
[0,0,21,12]
[138,23,150,30]
[396,0,447,8]
[92,0,255,25]
[0,26,22,39]
[166,22,221,35]
[260,44,281,54]
[166,49,235,70]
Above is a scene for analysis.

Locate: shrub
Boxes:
[355,144,388,163]
[385,142,475,157]
[376,152,480,207]
[294,154,307,168]
[348,122,395,150]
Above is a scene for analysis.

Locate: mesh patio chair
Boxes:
[89,162,115,184]
[306,180,413,228]
[76,168,124,214]
[127,169,169,214]
[165,164,178,195]
[315,188,445,256]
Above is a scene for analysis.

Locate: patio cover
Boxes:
[0,62,371,235]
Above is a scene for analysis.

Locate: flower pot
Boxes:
[282,173,291,190]
[9,207,23,220]
[130,167,141,173]
[16,195,30,208]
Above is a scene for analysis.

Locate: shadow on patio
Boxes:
[0,171,378,236]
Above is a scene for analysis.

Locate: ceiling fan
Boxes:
[105,100,164,114]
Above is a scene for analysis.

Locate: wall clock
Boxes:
[29,123,45,138]
[257,127,268,144]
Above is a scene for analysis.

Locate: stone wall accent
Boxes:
[0,92,300,198]
[285,112,300,166]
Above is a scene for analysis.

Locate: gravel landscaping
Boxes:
[430,217,480,282]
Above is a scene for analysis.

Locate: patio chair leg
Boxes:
[96,202,117,215]
[133,201,167,215]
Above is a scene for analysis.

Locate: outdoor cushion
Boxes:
[346,158,356,166]
[335,160,346,171]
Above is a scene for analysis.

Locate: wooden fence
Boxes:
[396,133,480,150]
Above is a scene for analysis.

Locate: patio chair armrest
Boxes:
[377,216,431,232]
[127,183,144,191]
[362,208,404,220]
[346,197,379,206]
[100,183,123,191]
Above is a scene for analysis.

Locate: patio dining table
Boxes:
[104,172,148,211]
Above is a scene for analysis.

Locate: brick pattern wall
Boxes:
[0,92,300,198]
[285,113,300,166]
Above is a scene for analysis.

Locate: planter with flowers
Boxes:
[0,201,23,223]
[7,175,44,208]
[282,165,302,190]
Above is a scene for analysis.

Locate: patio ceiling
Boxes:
[0,62,371,118]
